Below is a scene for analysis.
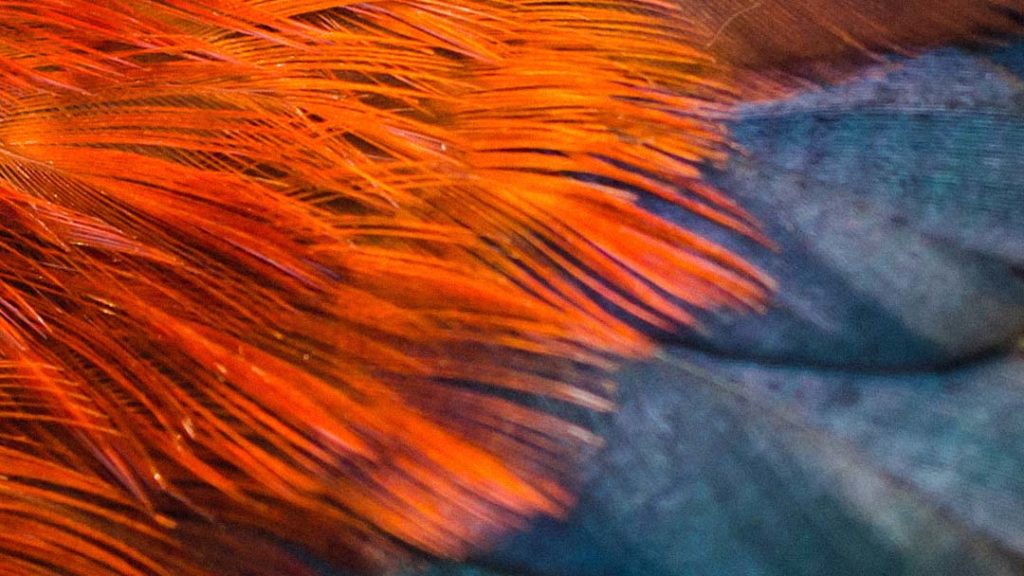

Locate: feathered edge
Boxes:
[0,1,768,573]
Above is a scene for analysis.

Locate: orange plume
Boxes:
[0,1,1019,574]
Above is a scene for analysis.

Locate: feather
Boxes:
[0,2,768,573]
[687,0,1024,86]
[0,1,1019,575]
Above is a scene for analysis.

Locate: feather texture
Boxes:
[0,2,767,573]
[0,1,1019,575]
[690,0,1024,76]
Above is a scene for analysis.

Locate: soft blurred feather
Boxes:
[688,0,1024,84]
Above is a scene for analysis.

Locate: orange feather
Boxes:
[0,1,1019,574]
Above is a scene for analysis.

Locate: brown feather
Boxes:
[689,0,1024,83]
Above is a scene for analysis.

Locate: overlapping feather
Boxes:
[0,2,766,573]
[0,1,1019,574]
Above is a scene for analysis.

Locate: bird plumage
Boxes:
[0,1,1020,574]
